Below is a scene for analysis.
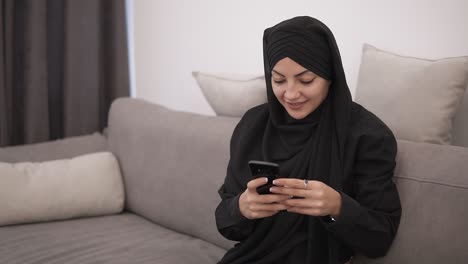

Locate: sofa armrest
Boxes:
[107,98,238,250]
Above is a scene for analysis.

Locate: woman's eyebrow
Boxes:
[272,70,285,77]
[294,70,311,77]
[272,69,311,77]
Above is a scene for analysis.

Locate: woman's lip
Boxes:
[286,101,307,109]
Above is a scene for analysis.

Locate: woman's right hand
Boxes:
[239,177,292,219]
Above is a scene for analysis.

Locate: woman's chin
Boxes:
[286,110,308,120]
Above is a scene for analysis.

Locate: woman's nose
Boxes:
[284,82,300,100]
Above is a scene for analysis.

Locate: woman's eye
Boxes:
[300,79,314,85]
[273,79,286,84]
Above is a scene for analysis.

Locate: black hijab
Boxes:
[219,16,352,264]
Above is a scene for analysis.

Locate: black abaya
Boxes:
[215,16,401,264]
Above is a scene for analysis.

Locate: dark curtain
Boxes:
[0,0,130,147]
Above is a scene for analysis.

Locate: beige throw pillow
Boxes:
[355,44,468,145]
[192,71,267,117]
[0,152,125,226]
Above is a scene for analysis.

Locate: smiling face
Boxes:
[271,57,331,120]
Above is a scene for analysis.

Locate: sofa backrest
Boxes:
[355,139,468,264]
[108,98,237,249]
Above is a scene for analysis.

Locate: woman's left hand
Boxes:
[270,178,342,219]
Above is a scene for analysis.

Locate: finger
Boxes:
[286,207,324,216]
[273,178,322,189]
[280,198,324,209]
[250,203,290,212]
[269,186,309,198]
[256,194,291,204]
[247,177,268,191]
[249,210,279,219]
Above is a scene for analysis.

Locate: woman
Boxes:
[215,16,401,264]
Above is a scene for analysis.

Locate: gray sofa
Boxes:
[0,98,467,264]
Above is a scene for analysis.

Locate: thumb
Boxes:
[247,177,268,192]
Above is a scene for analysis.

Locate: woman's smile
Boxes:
[286,100,308,110]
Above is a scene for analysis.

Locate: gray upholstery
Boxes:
[355,140,468,264]
[1,97,467,263]
[0,132,107,162]
[452,86,468,147]
[108,98,237,250]
[0,213,225,264]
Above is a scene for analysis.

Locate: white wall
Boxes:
[133,0,468,116]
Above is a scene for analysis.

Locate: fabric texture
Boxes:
[107,98,238,250]
[355,44,468,145]
[354,140,468,264]
[0,213,226,264]
[0,132,107,163]
[451,83,468,148]
[192,71,267,117]
[0,152,125,226]
[216,16,401,264]
[0,0,129,147]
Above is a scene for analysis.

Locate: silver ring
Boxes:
[304,179,308,189]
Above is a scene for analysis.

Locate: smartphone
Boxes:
[248,160,279,195]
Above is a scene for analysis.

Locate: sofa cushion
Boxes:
[452,88,468,147]
[0,152,125,226]
[193,71,267,117]
[354,139,468,264]
[108,98,238,250]
[355,44,468,145]
[0,213,225,263]
[0,132,107,163]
